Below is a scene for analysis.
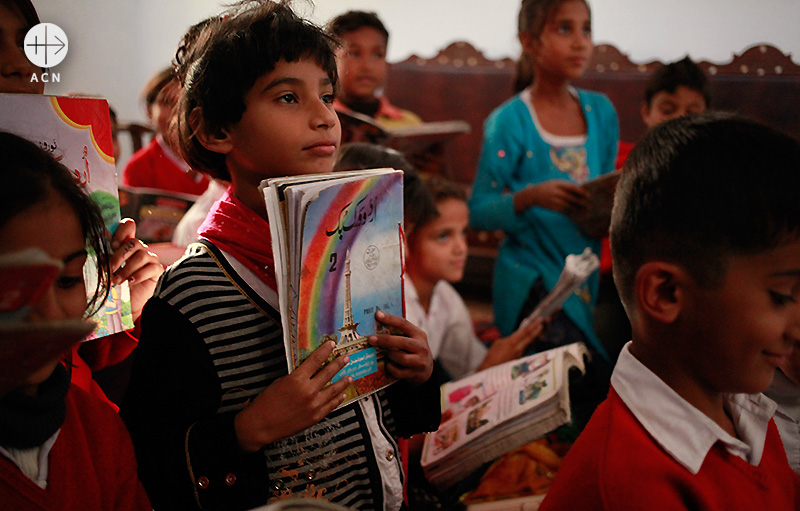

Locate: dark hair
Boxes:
[174,16,220,81]
[326,10,389,44]
[514,0,591,92]
[0,132,112,315]
[610,112,800,308]
[1,0,39,28]
[177,0,339,180]
[333,142,436,230]
[413,177,469,231]
[644,56,712,108]
[142,67,176,112]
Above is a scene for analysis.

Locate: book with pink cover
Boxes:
[0,94,133,338]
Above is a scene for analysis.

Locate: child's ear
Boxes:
[635,261,685,324]
[190,107,233,155]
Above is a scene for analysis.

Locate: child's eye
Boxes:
[57,276,84,289]
[278,93,298,104]
[769,291,796,306]
[322,93,335,105]
[557,24,571,35]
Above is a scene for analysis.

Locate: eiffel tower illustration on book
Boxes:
[334,250,370,356]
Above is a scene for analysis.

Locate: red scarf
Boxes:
[197,188,277,290]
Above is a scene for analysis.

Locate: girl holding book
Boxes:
[0,132,151,510]
[120,4,440,510]
[468,0,618,362]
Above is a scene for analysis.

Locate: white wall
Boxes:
[37,0,800,127]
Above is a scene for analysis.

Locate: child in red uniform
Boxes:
[0,0,164,409]
[0,132,150,510]
[122,67,209,196]
[539,113,800,510]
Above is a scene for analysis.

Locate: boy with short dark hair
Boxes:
[641,56,711,128]
[326,10,422,134]
[540,112,800,510]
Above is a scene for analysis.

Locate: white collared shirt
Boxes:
[0,430,59,489]
[612,342,778,474]
[404,279,487,380]
[765,368,800,476]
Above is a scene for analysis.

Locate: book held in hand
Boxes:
[261,169,404,406]
[518,247,600,330]
[0,94,133,338]
[421,343,590,489]
[564,171,620,238]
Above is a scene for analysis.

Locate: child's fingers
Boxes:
[368,332,416,353]
[110,218,137,250]
[375,309,424,338]
[296,340,335,374]
[311,351,351,386]
[109,237,141,274]
[295,341,342,380]
[113,248,162,285]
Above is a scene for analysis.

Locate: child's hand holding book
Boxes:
[477,317,546,373]
[233,340,353,453]
[368,310,433,387]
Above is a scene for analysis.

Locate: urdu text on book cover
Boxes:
[265,169,404,405]
[0,94,133,339]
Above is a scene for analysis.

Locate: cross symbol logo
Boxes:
[24,23,69,69]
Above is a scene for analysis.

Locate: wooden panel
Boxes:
[387,42,800,185]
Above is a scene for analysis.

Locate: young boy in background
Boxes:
[616,56,711,167]
[540,112,800,510]
[326,10,421,140]
[597,56,712,361]
[122,67,209,196]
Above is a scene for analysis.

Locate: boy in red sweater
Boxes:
[540,112,800,510]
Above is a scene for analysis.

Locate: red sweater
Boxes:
[0,386,151,511]
[122,137,208,196]
[540,387,800,511]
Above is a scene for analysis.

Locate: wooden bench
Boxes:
[385,41,800,293]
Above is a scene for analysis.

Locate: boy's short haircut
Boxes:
[326,10,389,44]
[177,0,339,180]
[610,112,800,308]
[644,56,712,108]
[334,142,436,231]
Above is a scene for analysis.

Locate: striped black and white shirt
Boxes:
[121,243,441,511]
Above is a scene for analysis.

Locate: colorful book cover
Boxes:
[118,185,198,244]
[0,94,134,338]
[264,169,404,405]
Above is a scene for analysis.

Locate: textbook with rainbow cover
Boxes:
[0,94,134,339]
[262,169,404,405]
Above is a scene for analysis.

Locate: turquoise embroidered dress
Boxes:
[469,88,618,359]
